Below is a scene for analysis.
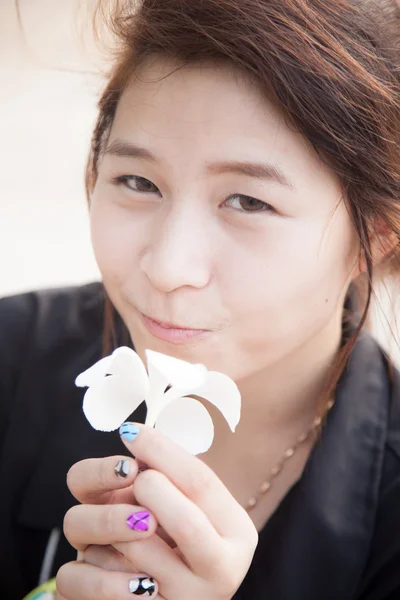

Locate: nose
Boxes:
[140,208,212,293]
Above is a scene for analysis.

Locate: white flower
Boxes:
[75,347,241,455]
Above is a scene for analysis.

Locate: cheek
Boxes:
[89,197,140,287]
[226,212,357,344]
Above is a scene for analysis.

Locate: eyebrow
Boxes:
[104,140,294,189]
[206,160,293,189]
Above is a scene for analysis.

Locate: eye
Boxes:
[114,175,161,195]
[225,194,274,213]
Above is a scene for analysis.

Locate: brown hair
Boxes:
[88,0,400,414]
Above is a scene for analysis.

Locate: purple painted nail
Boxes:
[127,511,151,531]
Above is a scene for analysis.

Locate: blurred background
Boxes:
[0,0,101,297]
[0,0,399,362]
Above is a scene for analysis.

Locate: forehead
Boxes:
[114,60,295,146]
[110,59,337,190]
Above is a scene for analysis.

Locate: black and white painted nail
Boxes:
[128,576,157,596]
[114,459,130,478]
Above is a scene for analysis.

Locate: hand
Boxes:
[57,423,258,599]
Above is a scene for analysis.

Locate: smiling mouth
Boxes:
[139,311,210,344]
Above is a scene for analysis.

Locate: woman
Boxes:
[2,0,400,598]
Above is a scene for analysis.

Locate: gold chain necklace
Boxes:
[245,399,335,512]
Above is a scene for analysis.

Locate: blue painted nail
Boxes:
[119,422,141,442]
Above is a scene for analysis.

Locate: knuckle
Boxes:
[133,468,160,498]
[216,555,243,594]
[232,509,259,554]
[248,526,259,552]
[222,571,242,596]
[201,549,241,593]
[138,467,160,486]
[242,514,259,552]
[209,551,232,579]
[103,504,120,539]
[212,533,258,594]
[219,574,239,596]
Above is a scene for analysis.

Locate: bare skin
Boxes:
[58,59,364,599]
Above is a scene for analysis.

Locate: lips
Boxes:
[145,314,202,331]
[139,311,209,344]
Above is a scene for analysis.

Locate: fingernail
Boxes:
[114,459,130,478]
[119,422,140,442]
[129,576,157,596]
[127,511,150,531]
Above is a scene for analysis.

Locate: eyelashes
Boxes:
[114,175,161,195]
[112,175,275,214]
[225,194,274,213]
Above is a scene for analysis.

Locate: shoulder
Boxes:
[355,359,400,598]
[380,360,400,500]
[0,284,122,593]
[0,281,104,351]
[374,357,400,516]
[387,363,400,462]
[0,282,105,440]
[378,361,400,530]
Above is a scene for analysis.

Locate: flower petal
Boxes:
[75,356,113,388]
[146,350,208,389]
[83,375,144,432]
[154,397,214,455]
[110,347,150,394]
[190,372,241,432]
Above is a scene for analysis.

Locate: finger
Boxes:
[84,536,192,595]
[56,561,161,599]
[130,468,226,578]
[67,456,138,505]
[113,534,192,597]
[84,544,135,573]
[64,503,158,551]
[119,423,252,537]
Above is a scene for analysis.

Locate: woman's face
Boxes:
[90,60,358,381]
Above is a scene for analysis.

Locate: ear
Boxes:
[358,217,398,273]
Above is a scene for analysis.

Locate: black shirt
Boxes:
[0,282,399,599]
